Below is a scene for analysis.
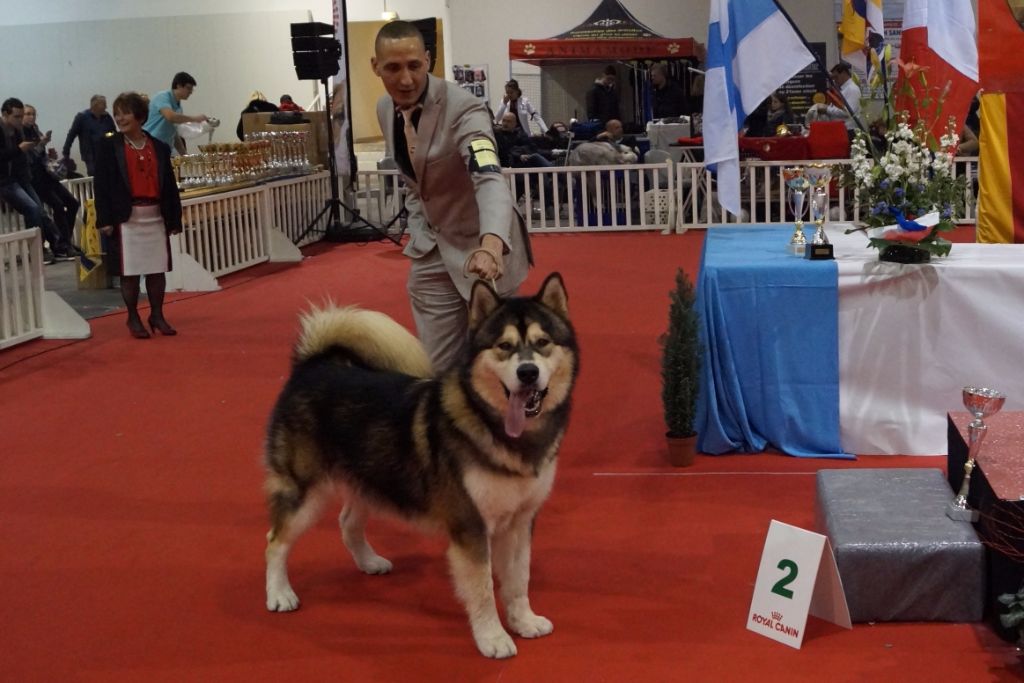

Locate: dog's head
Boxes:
[466,273,578,439]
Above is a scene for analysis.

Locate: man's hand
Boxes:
[466,234,505,281]
[99,225,114,236]
[193,114,209,123]
[18,141,35,152]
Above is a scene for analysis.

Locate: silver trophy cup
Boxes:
[785,171,811,255]
[947,386,1007,521]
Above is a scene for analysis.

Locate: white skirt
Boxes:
[119,204,170,276]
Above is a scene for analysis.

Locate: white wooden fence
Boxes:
[356,156,978,234]
[0,156,985,351]
[0,228,44,349]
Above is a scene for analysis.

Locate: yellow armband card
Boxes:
[468,139,501,173]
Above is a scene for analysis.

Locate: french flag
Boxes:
[895,0,978,144]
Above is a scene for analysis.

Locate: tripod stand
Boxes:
[295,77,404,245]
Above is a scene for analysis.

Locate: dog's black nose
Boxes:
[517,363,539,385]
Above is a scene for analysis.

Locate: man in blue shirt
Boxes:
[61,95,115,176]
[143,72,209,154]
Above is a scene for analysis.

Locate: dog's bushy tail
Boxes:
[295,304,433,378]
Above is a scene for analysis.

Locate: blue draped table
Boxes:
[694,226,852,459]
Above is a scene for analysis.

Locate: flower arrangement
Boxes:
[841,60,969,262]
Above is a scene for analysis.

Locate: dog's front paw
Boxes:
[355,554,393,575]
[509,612,553,638]
[473,625,517,659]
[266,585,300,612]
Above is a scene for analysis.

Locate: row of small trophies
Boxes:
[783,164,833,260]
[171,131,314,190]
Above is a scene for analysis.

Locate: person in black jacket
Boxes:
[585,65,620,124]
[1,97,68,263]
[235,90,279,141]
[61,95,116,176]
[650,63,687,120]
[94,92,183,339]
[23,104,80,258]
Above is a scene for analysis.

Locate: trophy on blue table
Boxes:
[804,164,834,260]
[947,386,1007,522]
[783,166,810,255]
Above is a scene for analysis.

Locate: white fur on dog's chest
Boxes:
[463,462,556,534]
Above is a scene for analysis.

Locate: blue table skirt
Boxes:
[694,226,853,459]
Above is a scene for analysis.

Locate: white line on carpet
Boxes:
[592,472,817,477]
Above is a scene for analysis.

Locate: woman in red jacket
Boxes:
[93,92,183,339]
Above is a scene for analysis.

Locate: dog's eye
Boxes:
[534,338,551,349]
[497,341,515,352]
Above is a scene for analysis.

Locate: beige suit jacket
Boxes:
[377,74,532,299]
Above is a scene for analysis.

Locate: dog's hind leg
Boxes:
[493,512,552,639]
[447,538,516,659]
[339,498,393,574]
[265,481,329,612]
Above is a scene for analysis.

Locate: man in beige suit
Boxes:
[372,21,532,372]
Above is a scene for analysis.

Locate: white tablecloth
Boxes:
[830,225,1024,455]
[646,122,690,150]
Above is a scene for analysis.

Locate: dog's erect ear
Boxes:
[536,272,568,318]
[468,279,501,330]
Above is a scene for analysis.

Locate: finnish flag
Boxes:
[704,0,814,216]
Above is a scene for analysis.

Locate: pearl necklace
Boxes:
[126,136,149,163]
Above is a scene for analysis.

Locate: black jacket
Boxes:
[585,81,620,123]
[652,80,687,120]
[93,131,182,233]
[0,122,31,186]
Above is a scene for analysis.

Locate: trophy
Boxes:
[804,164,834,260]
[783,167,810,255]
[947,386,1006,522]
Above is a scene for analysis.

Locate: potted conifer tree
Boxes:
[661,268,701,466]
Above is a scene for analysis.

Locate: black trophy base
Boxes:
[879,244,931,263]
[804,243,834,260]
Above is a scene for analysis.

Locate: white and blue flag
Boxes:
[704,0,814,216]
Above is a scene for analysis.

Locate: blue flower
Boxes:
[894,187,905,199]
[879,179,891,190]
[941,203,952,219]
[871,201,889,216]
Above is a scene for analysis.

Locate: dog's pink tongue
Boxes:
[504,392,527,438]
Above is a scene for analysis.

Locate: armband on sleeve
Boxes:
[467,139,502,174]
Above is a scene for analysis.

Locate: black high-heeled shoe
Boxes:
[127,318,151,339]
[148,316,177,336]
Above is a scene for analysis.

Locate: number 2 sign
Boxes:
[747,520,852,649]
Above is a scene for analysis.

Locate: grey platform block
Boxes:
[816,468,984,623]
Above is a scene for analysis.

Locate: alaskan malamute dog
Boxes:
[263,274,577,659]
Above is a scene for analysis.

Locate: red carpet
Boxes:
[1,229,1019,681]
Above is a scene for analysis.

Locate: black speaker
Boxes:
[290,22,334,37]
[291,22,341,80]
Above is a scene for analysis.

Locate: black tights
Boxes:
[121,273,169,324]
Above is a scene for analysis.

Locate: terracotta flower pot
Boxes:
[666,432,698,467]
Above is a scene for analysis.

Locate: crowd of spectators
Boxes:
[2,72,208,264]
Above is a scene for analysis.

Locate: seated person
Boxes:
[494,112,552,202]
[529,120,571,160]
[278,94,304,112]
[742,99,769,137]
[236,90,279,141]
[763,92,794,135]
[590,118,639,162]
[494,112,552,169]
